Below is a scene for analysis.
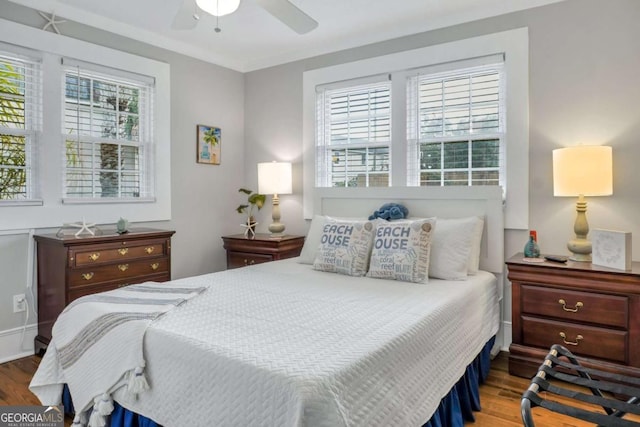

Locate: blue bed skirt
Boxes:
[63,336,495,427]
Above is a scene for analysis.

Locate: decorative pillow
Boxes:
[299,215,369,265]
[312,219,376,276]
[367,219,435,283]
[429,217,481,280]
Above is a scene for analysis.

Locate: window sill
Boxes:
[62,197,156,205]
[0,199,44,207]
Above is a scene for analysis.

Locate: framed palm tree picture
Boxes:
[197,124,221,165]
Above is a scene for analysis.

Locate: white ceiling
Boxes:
[8,0,564,72]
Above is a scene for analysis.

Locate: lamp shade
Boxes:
[196,0,240,16]
[553,146,613,197]
[258,162,292,195]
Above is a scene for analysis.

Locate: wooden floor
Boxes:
[1,352,639,426]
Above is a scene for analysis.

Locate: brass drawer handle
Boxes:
[145,247,155,254]
[151,263,160,270]
[89,253,100,261]
[118,248,129,256]
[118,264,129,272]
[558,299,583,313]
[559,331,583,346]
[82,272,94,281]
[243,259,255,266]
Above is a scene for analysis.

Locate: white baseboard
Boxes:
[501,320,512,352]
[0,323,36,364]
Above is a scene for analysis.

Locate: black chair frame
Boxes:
[521,344,640,427]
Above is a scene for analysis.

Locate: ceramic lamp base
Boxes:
[568,238,592,262]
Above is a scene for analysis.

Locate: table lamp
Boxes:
[552,146,613,262]
[258,161,292,236]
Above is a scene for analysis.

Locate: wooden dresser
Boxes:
[34,228,175,354]
[507,253,640,380]
[222,234,304,269]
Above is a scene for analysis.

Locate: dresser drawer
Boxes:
[227,251,272,269]
[68,258,169,287]
[521,285,627,328]
[68,272,171,302]
[71,240,167,267]
[522,316,627,363]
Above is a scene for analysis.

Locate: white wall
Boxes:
[0,0,245,360]
[244,0,640,350]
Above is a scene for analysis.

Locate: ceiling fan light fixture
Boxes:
[196,0,240,17]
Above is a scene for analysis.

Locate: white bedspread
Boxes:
[107,259,499,427]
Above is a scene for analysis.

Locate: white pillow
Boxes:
[467,217,485,275]
[312,219,376,276]
[298,215,326,264]
[367,218,435,283]
[429,216,481,280]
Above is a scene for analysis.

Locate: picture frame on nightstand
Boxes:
[591,228,632,271]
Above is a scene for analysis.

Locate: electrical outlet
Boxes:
[13,294,26,313]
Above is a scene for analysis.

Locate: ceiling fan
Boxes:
[172,0,318,34]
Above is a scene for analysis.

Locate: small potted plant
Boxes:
[236,188,265,238]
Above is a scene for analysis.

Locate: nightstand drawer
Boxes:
[522,316,627,363]
[227,251,272,269]
[522,285,628,328]
[222,234,305,270]
[69,258,169,287]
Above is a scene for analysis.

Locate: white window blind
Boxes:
[316,77,391,188]
[0,47,42,203]
[407,59,505,187]
[62,60,155,201]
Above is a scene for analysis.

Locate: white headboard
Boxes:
[314,186,504,274]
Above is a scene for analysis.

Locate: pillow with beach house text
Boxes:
[367,218,435,283]
[312,219,375,276]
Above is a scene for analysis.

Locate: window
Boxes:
[407,62,504,187]
[304,29,528,227]
[316,78,391,188]
[0,20,170,230]
[314,62,504,190]
[0,48,41,202]
[63,62,154,201]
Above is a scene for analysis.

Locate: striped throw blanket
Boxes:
[30,282,206,427]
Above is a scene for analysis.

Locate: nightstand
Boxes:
[506,253,640,380]
[222,234,305,269]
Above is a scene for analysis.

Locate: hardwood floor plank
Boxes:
[1,351,638,427]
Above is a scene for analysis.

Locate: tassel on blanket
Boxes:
[71,413,85,427]
[96,393,114,415]
[127,366,149,397]
[87,393,113,427]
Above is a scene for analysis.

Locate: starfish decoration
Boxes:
[39,11,66,35]
[240,219,258,239]
[64,218,97,237]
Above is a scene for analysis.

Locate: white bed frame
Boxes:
[314,186,504,275]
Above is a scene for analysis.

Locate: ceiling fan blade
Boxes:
[172,0,200,30]
[256,0,318,34]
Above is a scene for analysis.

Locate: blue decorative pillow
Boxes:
[368,203,409,221]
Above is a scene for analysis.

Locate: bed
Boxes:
[30,186,504,427]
